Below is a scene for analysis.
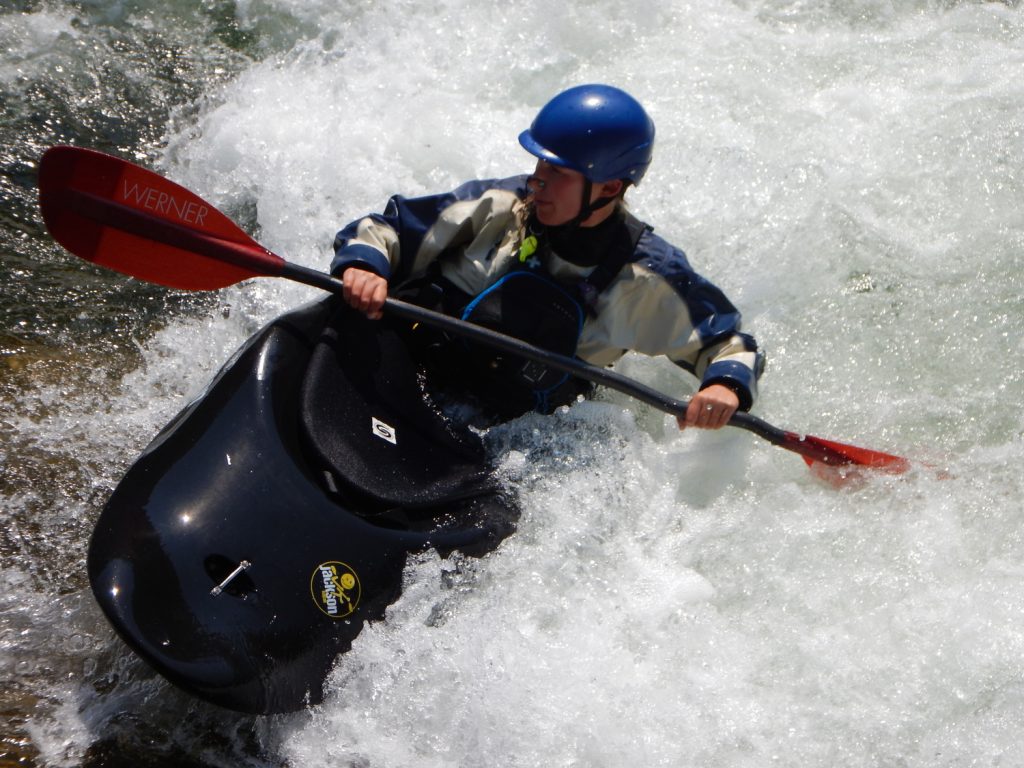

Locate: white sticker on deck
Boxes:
[371,417,397,445]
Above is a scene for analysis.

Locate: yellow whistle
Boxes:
[518,235,538,262]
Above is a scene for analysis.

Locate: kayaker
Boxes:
[333,84,763,429]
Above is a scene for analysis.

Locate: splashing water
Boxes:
[2,0,1023,765]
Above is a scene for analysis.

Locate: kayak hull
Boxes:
[88,299,516,713]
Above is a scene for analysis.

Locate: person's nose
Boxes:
[528,163,551,192]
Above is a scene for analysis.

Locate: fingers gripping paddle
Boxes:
[38,145,912,480]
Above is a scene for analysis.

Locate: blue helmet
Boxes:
[519,84,655,185]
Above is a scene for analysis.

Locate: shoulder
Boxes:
[610,226,737,313]
[412,176,527,224]
[603,227,698,298]
[428,176,526,230]
[632,228,694,277]
[449,175,529,201]
[381,176,527,233]
[624,228,739,315]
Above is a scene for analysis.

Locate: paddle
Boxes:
[37,145,912,481]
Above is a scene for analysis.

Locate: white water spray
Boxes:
[7,0,1024,765]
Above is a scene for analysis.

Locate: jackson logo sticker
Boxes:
[310,561,361,619]
[371,416,397,445]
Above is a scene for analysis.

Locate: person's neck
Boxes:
[542,206,626,267]
[578,200,619,228]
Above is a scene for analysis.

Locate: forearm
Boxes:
[331,215,400,278]
[697,335,763,412]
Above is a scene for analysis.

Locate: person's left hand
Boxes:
[677,383,740,430]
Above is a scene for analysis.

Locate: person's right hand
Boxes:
[342,267,389,320]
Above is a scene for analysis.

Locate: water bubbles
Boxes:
[2,0,1023,765]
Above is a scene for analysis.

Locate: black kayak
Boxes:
[88,296,518,714]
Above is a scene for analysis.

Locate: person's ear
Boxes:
[596,179,624,199]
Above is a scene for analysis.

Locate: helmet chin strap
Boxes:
[564,180,618,231]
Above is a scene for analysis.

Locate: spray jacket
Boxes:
[331,176,763,411]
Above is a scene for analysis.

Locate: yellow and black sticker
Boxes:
[310,561,361,619]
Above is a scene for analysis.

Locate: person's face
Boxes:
[529,161,587,226]
[528,161,622,227]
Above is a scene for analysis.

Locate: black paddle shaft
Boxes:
[37,145,908,474]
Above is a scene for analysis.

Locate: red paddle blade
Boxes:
[797,433,911,471]
[38,146,285,291]
[783,432,912,488]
